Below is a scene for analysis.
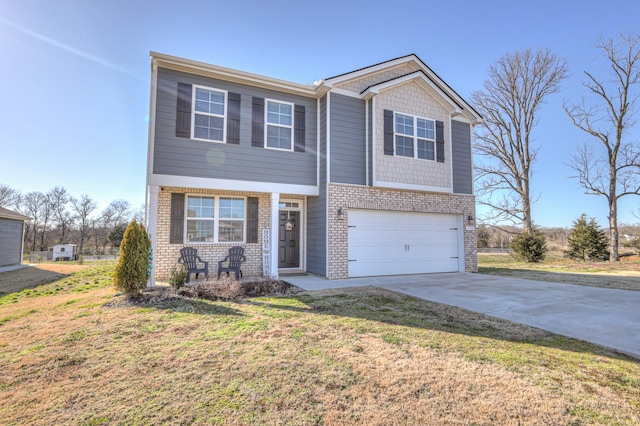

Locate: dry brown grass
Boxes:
[1,264,639,424]
[479,252,640,291]
[0,263,90,294]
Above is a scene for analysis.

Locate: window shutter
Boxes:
[436,120,445,163]
[170,193,185,244]
[227,92,241,144]
[294,105,305,152]
[252,97,265,147]
[176,83,192,138]
[247,197,259,243]
[383,110,394,155]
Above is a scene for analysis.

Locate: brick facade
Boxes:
[327,183,477,279]
[154,187,270,281]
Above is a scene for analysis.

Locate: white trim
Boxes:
[184,194,247,244]
[316,98,320,188]
[393,112,436,162]
[361,72,462,118]
[270,193,280,279]
[325,93,331,277]
[371,96,377,186]
[365,99,369,185]
[191,85,228,143]
[147,185,159,287]
[372,179,453,193]
[278,198,304,271]
[148,174,318,196]
[145,60,158,220]
[264,98,295,151]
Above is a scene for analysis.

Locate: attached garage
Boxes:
[347,210,463,277]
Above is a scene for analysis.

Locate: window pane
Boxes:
[218,220,244,242]
[194,115,224,141]
[266,125,292,149]
[417,139,435,160]
[395,113,413,136]
[219,198,245,219]
[395,135,414,157]
[417,118,434,140]
[267,101,292,126]
[187,196,215,218]
[186,219,214,242]
[195,88,225,115]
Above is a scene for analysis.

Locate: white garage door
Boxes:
[348,210,462,277]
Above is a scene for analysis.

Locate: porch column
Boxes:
[147,185,159,287]
[270,193,280,279]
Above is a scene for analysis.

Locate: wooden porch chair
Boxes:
[218,246,246,280]
[178,247,209,283]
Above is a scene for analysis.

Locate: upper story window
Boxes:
[193,85,226,142]
[186,195,245,243]
[394,113,436,161]
[266,99,294,151]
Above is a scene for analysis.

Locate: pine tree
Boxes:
[113,220,151,295]
[566,214,608,261]
[510,228,548,262]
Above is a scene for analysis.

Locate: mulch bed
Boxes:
[106,278,303,308]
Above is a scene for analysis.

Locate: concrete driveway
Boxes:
[283,273,640,359]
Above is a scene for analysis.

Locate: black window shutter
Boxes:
[383,110,394,155]
[227,92,241,144]
[436,120,445,163]
[252,97,265,147]
[294,105,305,152]
[170,193,185,244]
[176,83,192,138]
[246,197,259,243]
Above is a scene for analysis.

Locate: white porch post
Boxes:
[270,193,280,279]
[147,185,159,287]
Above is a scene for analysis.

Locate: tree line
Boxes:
[473,33,640,262]
[0,184,143,254]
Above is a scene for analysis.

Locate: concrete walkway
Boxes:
[283,273,640,359]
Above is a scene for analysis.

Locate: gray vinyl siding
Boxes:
[0,218,23,267]
[153,68,317,186]
[451,120,473,194]
[306,96,328,275]
[329,93,366,185]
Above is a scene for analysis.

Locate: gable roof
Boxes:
[322,54,482,124]
[0,207,30,221]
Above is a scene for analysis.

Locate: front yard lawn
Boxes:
[0,262,638,424]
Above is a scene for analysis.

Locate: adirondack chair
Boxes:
[178,247,209,283]
[218,246,246,280]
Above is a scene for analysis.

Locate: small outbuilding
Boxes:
[52,243,78,261]
[0,207,31,268]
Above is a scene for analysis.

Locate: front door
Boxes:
[278,210,299,268]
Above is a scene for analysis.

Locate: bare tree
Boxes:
[95,199,132,250]
[472,48,568,233]
[70,194,97,253]
[0,184,20,208]
[564,34,640,261]
[19,192,52,251]
[48,186,74,243]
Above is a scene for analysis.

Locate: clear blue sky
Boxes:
[2,0,640,228]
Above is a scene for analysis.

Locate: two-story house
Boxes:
[146,53,482,285]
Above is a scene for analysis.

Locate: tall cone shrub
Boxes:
[113,220,151,295]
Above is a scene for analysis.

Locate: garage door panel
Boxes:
[348,210,461,277]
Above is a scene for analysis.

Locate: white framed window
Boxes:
[185,195,245,243]
[192,85,227,142]
[395,112,436,161]
[265,99,293,151]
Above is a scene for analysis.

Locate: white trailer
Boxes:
[52,243,78,261]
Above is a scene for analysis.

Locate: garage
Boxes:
[347,210,462,277]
